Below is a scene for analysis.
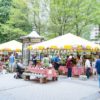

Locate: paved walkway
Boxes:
[0,74,100,100]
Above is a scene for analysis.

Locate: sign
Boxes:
[23,39,30,43]
[30,38,41,43]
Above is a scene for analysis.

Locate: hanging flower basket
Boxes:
[64,45,72,50]
[50,46,58,49]
[37,46,45,50]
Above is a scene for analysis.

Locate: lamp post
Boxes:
[20,30,44,66]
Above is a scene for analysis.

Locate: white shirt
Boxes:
[85,59,91,68]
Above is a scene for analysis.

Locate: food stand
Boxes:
[0,40,22,72]
[28,33,100,77]
[20,30,58,83]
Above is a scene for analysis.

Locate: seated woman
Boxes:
[42,54,50,68]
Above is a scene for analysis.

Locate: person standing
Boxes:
[95,55,100,92]
[9,54,15,72]
[32,54,37,66]
[66,56,73,79]
[54,54,61,70]
[85,57,91,79]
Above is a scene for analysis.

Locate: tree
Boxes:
[0,0,32,43]
[28,0,49,35]
[49,0,96,36]
[0,24,26,43]
[7,0,32,33]
[92,0,100,32]
[0,0,12,24]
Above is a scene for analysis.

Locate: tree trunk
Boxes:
[76,24,80,36]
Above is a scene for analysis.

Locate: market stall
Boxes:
[28,33,100,77]
[0,40,22,61]
[0,40,22,72]
[0,40,22,51]
[30,33,100,50]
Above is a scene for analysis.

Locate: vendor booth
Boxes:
[30,33,100,50]
[0,40,22,51]
[28,33,100,77]
[0,40,22,72]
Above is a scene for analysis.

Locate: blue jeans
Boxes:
[86,68,90,79]
[67,68,72,77]
[98,74,100,88]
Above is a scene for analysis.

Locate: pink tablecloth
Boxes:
[72,67,84,76]
[27,66,58,78]
[0,66,3,72]
[59,66,85,76]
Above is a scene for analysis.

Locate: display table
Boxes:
[27,66,57,78]
[72,67,84,76]
[59,66,67,74]
[59,66,85,76]
[23,66,58,83]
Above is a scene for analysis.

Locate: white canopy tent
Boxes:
[0,40,22,51]
[30,33,100,49]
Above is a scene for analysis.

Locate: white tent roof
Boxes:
[20,30,43,39]
[0,40,22,51]
[31,33,100,49]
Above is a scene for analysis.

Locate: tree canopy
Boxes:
[0,0,32,43]
[0,0,100,43]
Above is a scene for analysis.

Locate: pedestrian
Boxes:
[85,57,91,79]
[95,55,100,93]
[32,54,37,66]
[53,54,61,70]
[66,56,73,79]
[9,54,15,72]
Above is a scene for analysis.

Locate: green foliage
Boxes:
[0,0,100,43]
[28,0,47,35]
[0,24,26,43]
[0,0,12,24]
[0,0,32,43]
[7,0,32,32]
[49,0,96,36]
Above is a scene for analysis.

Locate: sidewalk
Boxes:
[0,74,100,100]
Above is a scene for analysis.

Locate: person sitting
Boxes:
[14,60,24,78]
[42,54,50,68]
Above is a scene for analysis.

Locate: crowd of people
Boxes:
[30,52,100,92]
[30,53,98,78]
[0,52,100,92]
[0,52,99,78]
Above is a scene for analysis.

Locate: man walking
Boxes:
[95,55,100,92]
[9,54,15,72]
